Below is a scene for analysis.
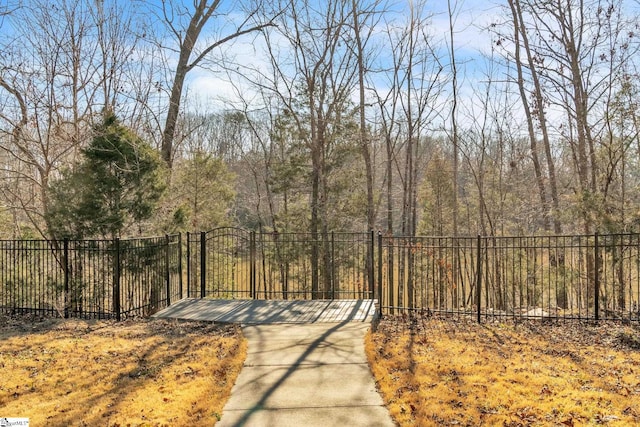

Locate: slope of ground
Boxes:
[0,315,246,426]
[366,317,640,426]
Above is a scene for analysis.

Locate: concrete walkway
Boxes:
[217,322,395,427]
[153,299,395,427]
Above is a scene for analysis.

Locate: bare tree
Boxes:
[349,0,386,298]
[156,0,277,167]
[372,1,446,309]
[524,0,636,232]
[447,0,461,238]
[494,0,640,312]
[498,0,563,233]
[0,0,142,237]
[235,0,364,297]
[350,0,384,232]
[371,33,403,236]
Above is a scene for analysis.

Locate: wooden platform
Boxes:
[152,298,378,324]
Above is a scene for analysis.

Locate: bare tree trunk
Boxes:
[386,130,394,234]
[507,0,551,233]
[448,0,459,239]
[352,0,376,298]
[159,0,275,167]
[351,0,375,232]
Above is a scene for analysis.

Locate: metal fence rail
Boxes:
[0,235,182,320]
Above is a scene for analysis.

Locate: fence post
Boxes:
[476,235,482,324]
[165,234,171,307]
[200,231,206,299]
[331,231,336,299]
[186,232,191,298]
[178,233,183,300]
[369,230,375,299]
[594,232,600,321]
[63,238,69,319]
[113,238,121,321]
[388,236,395,316]
[250,231,256,299]
[377,231,383,318]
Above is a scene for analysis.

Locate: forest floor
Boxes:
[366,316,640,426]
[0,315,246,426]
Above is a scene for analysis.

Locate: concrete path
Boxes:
[154,299,394,426]
[217,322,395,427]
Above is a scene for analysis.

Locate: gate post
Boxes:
[250,231,256,299]
[178,233,183,300]
[200,231,206,299]
[369,230,375,299]
[331,232,336,299]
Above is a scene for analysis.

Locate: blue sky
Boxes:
[178,0,503,117]
[6,0,629,134]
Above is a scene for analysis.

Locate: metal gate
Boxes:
[186,228,374,300]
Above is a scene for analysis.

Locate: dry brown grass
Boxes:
[0,315,246,426]
[366,317,640,426]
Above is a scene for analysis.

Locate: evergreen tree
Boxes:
[47,114,166,239]
[172,151,235,231]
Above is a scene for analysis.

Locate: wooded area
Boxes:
[1,0,640,241]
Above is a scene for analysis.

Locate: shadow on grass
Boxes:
[0,315,244,426]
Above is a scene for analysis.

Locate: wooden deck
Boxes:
[152,298,378,324]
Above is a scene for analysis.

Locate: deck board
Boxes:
[152,298,378,324]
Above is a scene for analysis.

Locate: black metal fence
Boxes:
[186,229,373,300]
[186,229,640,322]
[0,235,182,320]
[3,230,640,322]
[381,233,640,321]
